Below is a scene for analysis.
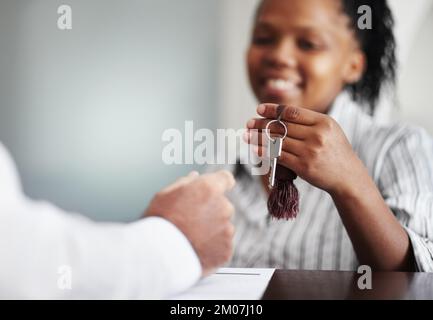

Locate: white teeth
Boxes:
[267,79,297,91]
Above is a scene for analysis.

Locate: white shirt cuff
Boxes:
[132,217,202,298]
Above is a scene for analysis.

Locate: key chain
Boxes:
[265,105,299,220]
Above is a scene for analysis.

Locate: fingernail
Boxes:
[189,171,199,177]
[257,104,266,114]
[247,119,255,128]
[242,131,250,142]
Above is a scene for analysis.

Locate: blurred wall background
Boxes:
[0,0,220,221]
[0,0,432,222]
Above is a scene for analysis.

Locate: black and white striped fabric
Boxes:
[218,93,433,272]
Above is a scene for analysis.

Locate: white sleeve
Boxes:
[0,143,23,206]
[0,143,201,299]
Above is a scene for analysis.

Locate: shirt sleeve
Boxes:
[0,143,24,206]
[0,143,201,299]
[378,126,433,272]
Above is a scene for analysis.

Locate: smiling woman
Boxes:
[208,0,433,273]
[247,0,383,114]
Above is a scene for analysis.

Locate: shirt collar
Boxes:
[327,92,372,146]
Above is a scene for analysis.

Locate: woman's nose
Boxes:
[263,40,297,69]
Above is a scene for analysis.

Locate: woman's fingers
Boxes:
[243,127,268,147]
[253,146,300,172]
[245,131,304,157]
[246,118,309,140]
[256,103,319,126]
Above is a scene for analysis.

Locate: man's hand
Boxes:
[145,170,236,276]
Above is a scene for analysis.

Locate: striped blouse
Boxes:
[210,93,433,272]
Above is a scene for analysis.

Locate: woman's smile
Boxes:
[247,0,365,113]
[259,76,304,104]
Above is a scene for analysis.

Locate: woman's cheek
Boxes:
[247,49,261,94]
[302,54,346,111]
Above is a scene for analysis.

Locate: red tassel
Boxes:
[267,164,299,220]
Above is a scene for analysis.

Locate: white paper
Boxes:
[170,268,275,300]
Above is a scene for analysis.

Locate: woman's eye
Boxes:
[298,39,321,51]
[252,35,274,45]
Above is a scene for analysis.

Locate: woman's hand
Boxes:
[246,103,416,271]
[245,103,367,196]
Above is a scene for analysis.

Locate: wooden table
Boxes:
[262,270,433,300]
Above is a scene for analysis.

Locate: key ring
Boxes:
[265,105,288,142]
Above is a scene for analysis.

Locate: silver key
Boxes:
[268,137,283,188]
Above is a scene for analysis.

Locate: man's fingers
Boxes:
[203,170,236,193]
[188,171,200,178]
[256,103,319,126]
[214,170,236,192]
[161,170,234,195]
[162,171,200,193]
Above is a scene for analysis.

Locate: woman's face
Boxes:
[247,0,365,113]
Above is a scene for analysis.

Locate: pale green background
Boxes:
[0,0,220,221]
